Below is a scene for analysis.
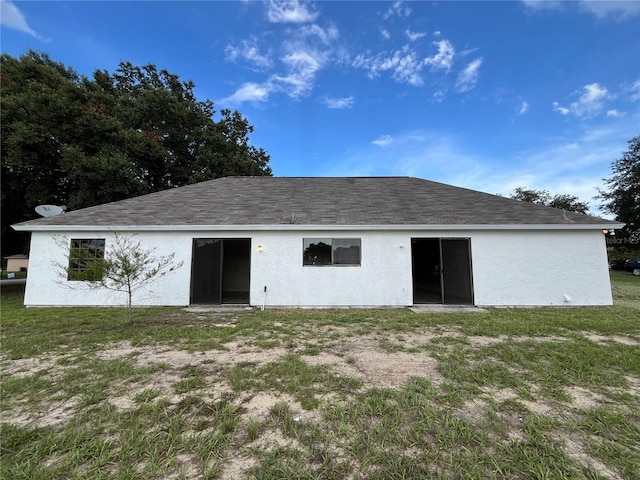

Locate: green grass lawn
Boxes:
[1,273,638,479]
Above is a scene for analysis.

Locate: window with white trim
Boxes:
[68,239,105,281]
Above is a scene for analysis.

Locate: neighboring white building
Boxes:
[12,176,623,308]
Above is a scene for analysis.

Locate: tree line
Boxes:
[1,50,272,258]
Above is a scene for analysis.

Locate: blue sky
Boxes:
[2,0,639,213]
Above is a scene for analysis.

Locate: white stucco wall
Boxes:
[24,231,192,307]
[250,230,412,307]
[23,228,613,307]
[470,230,613,306]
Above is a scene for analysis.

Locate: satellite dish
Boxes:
[35,205,66,217]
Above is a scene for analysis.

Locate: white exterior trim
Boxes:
[13,222,625,232]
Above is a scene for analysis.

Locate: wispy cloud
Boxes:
[553,83,609,117]
[220,82,271,104]
[455,58,483,92]
[266,0,318,23]
[518,101,529,115]
[405,29,426,42]
[626,79,640,101]
[323,96,354,109]
[577,0,640,19]
[225,36,273,71]
[521,0,563,12]
[353,39,456,86]
[606,109,626,118]
[523,0,640,19]
[383,1,411,19]
[552,101,570,115]
[221,11,337,106]
[298,23,339,44]
[353,45,424,86]
[424,40,455,72]
[325,130,480,179]
[223,1,472,105]
[477,119,638,212]
[372,135,393,146]
[323,115,637,215]
[273,49,324,98]
[0,0,42,39]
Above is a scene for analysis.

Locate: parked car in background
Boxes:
[624,259,640,276]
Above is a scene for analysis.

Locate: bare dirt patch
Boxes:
[581,332,640,346]
[6,395,81,429]
[456,398,488,424]
[558,435,623,480]
[1,356,62,378]
[303,335,444,388]
[565,386,606,410]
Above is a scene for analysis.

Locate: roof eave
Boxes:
[13,222,626,232]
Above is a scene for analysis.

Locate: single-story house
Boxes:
[12,176,623,308]
[4,254,29,272]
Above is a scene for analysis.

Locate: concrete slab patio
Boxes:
[409,305,488,313]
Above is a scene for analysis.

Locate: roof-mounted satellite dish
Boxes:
[35,205,66,217]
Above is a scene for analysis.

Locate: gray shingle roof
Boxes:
[13,176,617,229]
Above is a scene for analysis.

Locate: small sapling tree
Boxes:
[56,234,183,322]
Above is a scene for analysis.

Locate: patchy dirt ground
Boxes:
[2,318,639,480]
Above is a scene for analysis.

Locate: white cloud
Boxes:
[579,83,608,106]
[299,23,338,44]
[221,45,326,104]
[455,58,483,92]
[383,1,411,19]
[553,83,609,117]
[434,89,447,102]
[273,49,324,98]
[518,101,529,115]
[626,79,640,101]
[424,40,455,72]
[381,29,390,40]
[353,45,425,86]
[220,82,271,105]
[405,29,426,42]
[523,0,640,19]
[606,109,626,118]
[577,1,640,19]
[433,30,442,37]
[521,0,563,12]
[266,0,318,23]
[372,135,393,146]
[353,39,456,86]
[552,101,570,115]
[323,96,354,109]
[223,10,340,105]
[225,37,272,70]
[0,0,40,38]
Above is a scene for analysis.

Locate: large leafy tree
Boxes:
[599,136,640,234]
[1,51,272,258]
[509,187,590,214]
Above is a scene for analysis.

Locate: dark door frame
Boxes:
[411,237,474,305]
[190,238,251,305]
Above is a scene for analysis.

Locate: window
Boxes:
[303,238,361,266]
[68,239,105,281]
